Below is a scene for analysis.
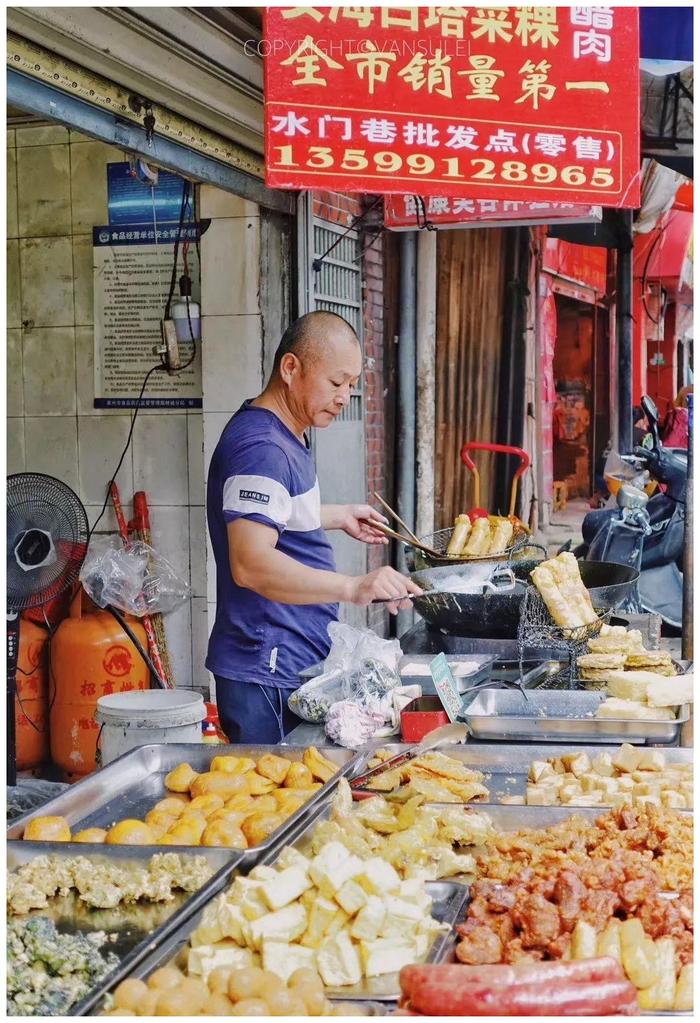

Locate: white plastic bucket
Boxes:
[95,690,205,766]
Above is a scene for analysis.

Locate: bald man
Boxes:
[206,311,421,743]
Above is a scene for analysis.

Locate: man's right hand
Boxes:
[348,566,423,614]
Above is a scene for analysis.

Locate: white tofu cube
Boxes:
[261,867,312,911]
[357,857,401,896]
[613,744,642,773]
[350,896,386,942]
[300,896,338,949]
[335,880,368,916]
[360,938,418,978]
[526,785,557,806]
[217,902,247,945]
[261,941,317,983]
[309,842,364,898]
[529,760,555,783]
[249,902,307,949]
[275,846,312,872]
[569,753,592,778]
[636,750,667,772]
[187,942,254,980]
[592,752,615,777]
[248,865,279,881]
[317,929,363,987]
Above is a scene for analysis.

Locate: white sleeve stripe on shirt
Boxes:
[223,474,292,526]
[287,480,322,533]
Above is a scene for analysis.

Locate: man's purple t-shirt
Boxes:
[206,401,338,689]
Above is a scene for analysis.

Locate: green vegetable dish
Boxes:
[7,917,119,1016]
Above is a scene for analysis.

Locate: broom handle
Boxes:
[132,491,175,686]
[109,484,170,688]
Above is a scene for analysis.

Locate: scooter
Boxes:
[575,395,687,628]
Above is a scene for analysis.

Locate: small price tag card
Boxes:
[430,653,464,723]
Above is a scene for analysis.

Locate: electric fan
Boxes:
[7,474,89,785]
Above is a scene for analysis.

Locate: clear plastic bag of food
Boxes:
[289,623,403,723]
[80,536,190,616]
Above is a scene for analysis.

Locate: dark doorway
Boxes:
[552,295,610,499]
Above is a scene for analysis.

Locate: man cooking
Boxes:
[206,311,422,743]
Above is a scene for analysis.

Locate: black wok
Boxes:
[410,560,640,638]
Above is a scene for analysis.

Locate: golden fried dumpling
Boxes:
[240,811,284,846]
[200,820,248,848]
[189,794,226,816]
[23,815,72,842]
[72,827,107,844]
[302,747,337,783]
[143,811,179,839]
[190,771,249,800]
[246,772,277,796]
[105,820,156,845]
[256,753,291,785]
[225,794,258,814]
[276,796,305,818]
[283,762,315,789]
[165,763,199,793]
[210,755,256,775]
[152,797,187,817]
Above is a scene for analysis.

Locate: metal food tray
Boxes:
[92,799,469,1009]
[460,689,690,745]
[352,742,693,803]
[7,743,359,865]
[7,842,240,1017]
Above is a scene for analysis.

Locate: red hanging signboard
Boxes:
[264,6,640,206]
[384,193,603,229]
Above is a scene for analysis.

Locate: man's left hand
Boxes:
[341,504,389,545]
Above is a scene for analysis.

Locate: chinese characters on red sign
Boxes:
[264,7,640,205]
[384,193,602,228]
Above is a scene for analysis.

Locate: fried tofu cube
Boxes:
[613,744,642,773]
[617,775,634,791]
[187,942,254,980]
[317,929,362,987]
[634,794,661,808]
[593,776,621,798]
[326,907,351,939]
[360,938,417,978]
[356,857,401,896]
[262,941,317,983]
[260,867,312,911]
[620,920,660,989]
[500,795,526,805]
[596,920,622,962]
[638,937,676,1010]
[308,842,364,898]
[249,902,307,949]
[636,750,667,772]
[350,896,386,942]
[592,752,615,777]
[561,753,591,778]
[335,879,368,917]
[674,964,693,1011]
[529,760,555,783]
[567,794,603,806]
[300,896,339,949]
[560,782,583,803]
[526,785,558,806]
[580,775,599,794]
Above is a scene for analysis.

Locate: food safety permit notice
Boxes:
[430,653,464,723]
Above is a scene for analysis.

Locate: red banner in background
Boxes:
[384,193,603,229]
[542,237,608,294]
[264,7,640,205]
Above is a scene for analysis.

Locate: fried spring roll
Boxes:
[488,517,514,554]
[446,514,472,556]
[463,516,491,556]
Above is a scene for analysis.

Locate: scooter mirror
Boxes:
[641,394,659,425]
[617,483,649,510]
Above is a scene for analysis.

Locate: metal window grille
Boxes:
[313,219,363,423]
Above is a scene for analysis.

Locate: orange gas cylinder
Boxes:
[15,618,50,771]
[49,590,149,780]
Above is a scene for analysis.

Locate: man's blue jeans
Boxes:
[214,676,299,744]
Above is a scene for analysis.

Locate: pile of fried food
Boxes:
[22,747,337,849]
[531,552,599,630]
[7,853,212,915]
[458,805,693,1011]
[360,749,489,803]
[104,964,368,1017]
[446,514,518,558]
[310,779,494,881]
[180,840,443,988]
[519,743,693,809]
[479,803,693,891]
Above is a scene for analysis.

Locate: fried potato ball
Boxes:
[201,992,235,1015]
[227,967,268,1002]
[23,815,71,842]
[148,967,184,991]
[113,979,150,1012]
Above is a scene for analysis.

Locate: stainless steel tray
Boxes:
[460,689,690,744]
[92,800,468,1009]
[7,744,359,866]
[6,842,240,1017]
[352,742,693,803]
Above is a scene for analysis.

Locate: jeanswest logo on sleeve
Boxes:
[239,489,270,504]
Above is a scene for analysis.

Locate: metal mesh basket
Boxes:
[517,586,614,687]
[407,525,531,571]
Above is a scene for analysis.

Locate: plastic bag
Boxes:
[289,623,403,724]
[80,536,190,616]
[603,450,650,493]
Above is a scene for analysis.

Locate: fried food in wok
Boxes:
[531,552,597,628]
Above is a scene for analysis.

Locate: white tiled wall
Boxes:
[7,130,264,692]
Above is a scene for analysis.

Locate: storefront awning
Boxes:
[634,210,694,283]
